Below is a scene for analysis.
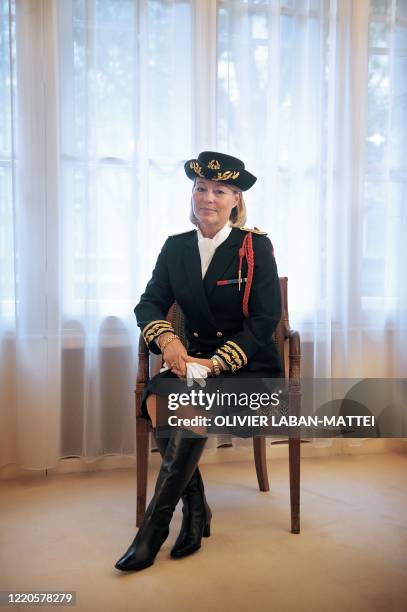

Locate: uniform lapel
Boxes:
[183,231,217,327]
[203,228,242,296]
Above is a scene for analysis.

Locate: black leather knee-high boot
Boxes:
[115,429,207,572]
[154,432,212,559]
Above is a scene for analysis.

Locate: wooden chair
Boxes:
[135,277,302,533]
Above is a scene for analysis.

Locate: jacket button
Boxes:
[193,332,199,337]
[216,331,223,337]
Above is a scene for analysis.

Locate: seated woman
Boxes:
[115,151,282,572]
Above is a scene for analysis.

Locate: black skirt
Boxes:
[140,361,284,438]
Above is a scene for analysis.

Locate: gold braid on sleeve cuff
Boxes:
[215,340,248,372]
[142,320,175,346]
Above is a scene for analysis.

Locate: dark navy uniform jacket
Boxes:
[135,226,282,376]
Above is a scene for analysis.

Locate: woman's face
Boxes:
[192,178,239,230]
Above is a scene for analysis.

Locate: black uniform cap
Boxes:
[184,151,257,191]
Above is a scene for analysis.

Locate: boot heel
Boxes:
[203,522,211,538]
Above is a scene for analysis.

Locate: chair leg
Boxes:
[136,417,149,527]
[289,437,300,534]
[253,436,269,492]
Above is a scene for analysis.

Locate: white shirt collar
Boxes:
[197,222,232,247]
[196,223,233,277]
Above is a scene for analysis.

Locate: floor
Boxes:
[1,453,406,612]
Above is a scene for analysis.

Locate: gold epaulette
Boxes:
[239,226,268,235]
[169,229,196,237]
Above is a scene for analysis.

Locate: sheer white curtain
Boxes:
[0,0,406,472]
[217,0,407,379]
[57,0,199,460]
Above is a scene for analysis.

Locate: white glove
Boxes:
[185,362,212,388]
[160,361,211,387]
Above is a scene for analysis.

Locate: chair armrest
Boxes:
[135,334,150,417]
[287,330,301,434]
[287,329,301,381]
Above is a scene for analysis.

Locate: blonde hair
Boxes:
[189,180,247,227]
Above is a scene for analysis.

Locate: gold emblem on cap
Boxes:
[190,161,204,177]
[214,170,240,181]
[208,159,220,170]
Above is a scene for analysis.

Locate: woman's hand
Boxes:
[159,333,188,377]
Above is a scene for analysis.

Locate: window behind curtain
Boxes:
[0,0,16,326]
[363,0,407,305]
[58,0,192,319]
[217,0,406,320]
[1,0,406,325]
[217,0,330,321]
